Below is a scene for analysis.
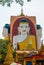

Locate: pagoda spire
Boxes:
[20,7,25,16]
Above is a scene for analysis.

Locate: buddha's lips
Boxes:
[22,30,26,32]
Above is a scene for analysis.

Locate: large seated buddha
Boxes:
[13,19,36,51]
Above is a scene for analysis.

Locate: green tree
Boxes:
[0,0,31,7]
[0,39,9,64]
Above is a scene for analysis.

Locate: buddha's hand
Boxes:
[10,62,22,65]
[10,62,17,65]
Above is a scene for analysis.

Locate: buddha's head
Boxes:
[18,19,30,35]
[2,24,10,37]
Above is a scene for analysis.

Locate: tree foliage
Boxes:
[0,39,9,64]
[0,0,31,6]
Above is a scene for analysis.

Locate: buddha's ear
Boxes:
[17,27,20,32]
[29,27,30,31]
[17,27,19,30]
[17,27,21,34]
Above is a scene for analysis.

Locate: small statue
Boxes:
[4,43,14,65]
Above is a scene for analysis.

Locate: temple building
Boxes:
[3,14,42,50]
[2,12,44,65]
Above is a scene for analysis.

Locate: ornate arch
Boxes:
[11,17,37,49]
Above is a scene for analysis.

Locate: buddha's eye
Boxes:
[25,26,28,28]
[21,26,23,28]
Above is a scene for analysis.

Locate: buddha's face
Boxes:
[18,22,30,35]
[2,27,8,37]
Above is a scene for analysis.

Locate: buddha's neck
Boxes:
[21,33,27,37]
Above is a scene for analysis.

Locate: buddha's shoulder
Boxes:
[28,35,35,38]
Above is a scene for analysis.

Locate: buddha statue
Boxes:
[2,24,10,41]
[13,19,36,51]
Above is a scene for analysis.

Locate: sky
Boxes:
[0,0,44,42]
